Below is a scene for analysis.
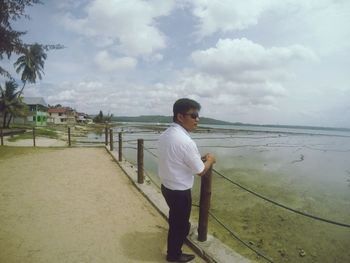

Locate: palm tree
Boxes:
[14,43,47,96]
[0,81,27,128]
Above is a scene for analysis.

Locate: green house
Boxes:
[22,97,48,126]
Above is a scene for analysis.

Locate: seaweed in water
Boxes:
[291,154,304,164]
[346,170,350,187]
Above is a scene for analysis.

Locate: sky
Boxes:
[1,0,350,128]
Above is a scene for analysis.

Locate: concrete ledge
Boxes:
[105,146,252,263]
[187,233,252,263]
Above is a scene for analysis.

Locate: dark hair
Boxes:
[173,98,201,122]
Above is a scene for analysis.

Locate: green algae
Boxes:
[101,128,350,262]
[191,167,350,263]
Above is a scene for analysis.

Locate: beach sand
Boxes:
[0,147,205,263]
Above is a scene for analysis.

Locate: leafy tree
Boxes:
[93,110,104,123]
[0,80,27,128]
[47,104,62,108]
[0,0,63,79]
[93,110,113,123]
[0,0,41,78]
[14,43,47,96]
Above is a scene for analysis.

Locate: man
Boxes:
[158,98,216,262]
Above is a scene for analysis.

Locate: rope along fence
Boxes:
[139,139,350,226]
[3,126,348,230]
[212,169,350,228]
[117,134,350,262]
[4,126,347,261]
[137,142,350,228]
[141,144,275,262]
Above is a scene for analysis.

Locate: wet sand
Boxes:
[0,147,205,263]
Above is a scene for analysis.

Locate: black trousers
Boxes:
[161,184,192,257]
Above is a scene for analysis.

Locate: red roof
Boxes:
[48,107,71,113]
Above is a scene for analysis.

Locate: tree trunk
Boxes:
[18,81,26,98]
[6,113,13,128]
[3,112,7,128]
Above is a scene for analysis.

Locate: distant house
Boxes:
[11,97,48,126]
[76,112,93,124]
[48,107,76,125]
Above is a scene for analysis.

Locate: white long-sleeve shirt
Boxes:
[158,123,204,190]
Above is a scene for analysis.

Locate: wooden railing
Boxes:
[108,131,213,242]
[1,126,213,242]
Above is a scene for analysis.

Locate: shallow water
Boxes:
[93,125,350,262]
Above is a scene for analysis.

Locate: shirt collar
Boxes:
[171,122,191,137]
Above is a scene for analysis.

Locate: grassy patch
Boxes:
[7,128,58,142]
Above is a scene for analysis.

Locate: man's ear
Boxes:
[177,113,184,124]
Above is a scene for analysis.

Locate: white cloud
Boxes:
[12,0,349,127]
[95,51,137,72]
[189,0,273,37]
[155,37,320,118]
[145,53,164,63]
[185,71,284,103]
[54,0,90,11]
[61,0,175,56]
[191,38,317,82]
[48,89,78,102]
[279,0,350,54]
[188,0,350,54]
[41,37,317,122]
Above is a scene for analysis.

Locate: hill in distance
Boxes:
[111,115,232,125]
[108,115,350,132]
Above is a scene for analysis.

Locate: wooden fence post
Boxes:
[105,126,108,146]
[118,132,122,161]
[68,127,71,147]
[198,165,213,242]
[137,139,144,184]
[109,128,114,151]
[0,128,3,146]
[33,127,36,147]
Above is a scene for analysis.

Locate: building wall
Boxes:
[48,112,76,125]
[34,111,48,126]
[11,111,47,126]
[48,112,67,124]
[1,99,48,127]
[24,104,48,126]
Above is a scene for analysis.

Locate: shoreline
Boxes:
[2,124,349,262]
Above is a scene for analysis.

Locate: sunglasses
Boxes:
[183,112,199,119]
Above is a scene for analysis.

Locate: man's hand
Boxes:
[202,153,216,164]
[198,153,216,176]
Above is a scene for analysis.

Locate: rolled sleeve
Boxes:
[183,141,205,174]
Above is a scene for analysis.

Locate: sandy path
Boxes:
[0,147,205,263]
